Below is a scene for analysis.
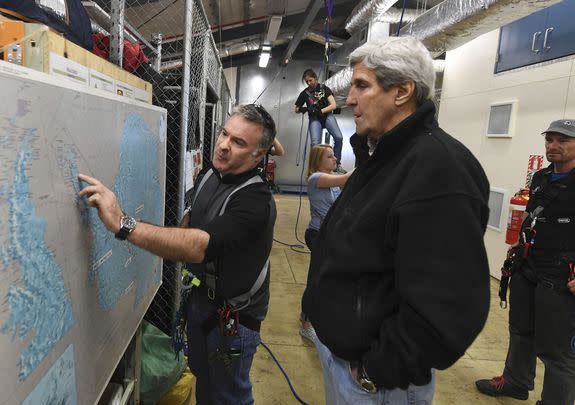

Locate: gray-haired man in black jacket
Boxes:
[302,36,491,405]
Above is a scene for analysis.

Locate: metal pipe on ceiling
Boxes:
[281,0,323,65]
[217,31,342,58]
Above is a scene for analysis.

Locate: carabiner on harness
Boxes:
[172,268,201,359]
[521,227,537,258]
[181,268,201,290]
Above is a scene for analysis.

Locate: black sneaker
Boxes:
[475,375,528,400]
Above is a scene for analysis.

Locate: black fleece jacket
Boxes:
[303,100,491,389]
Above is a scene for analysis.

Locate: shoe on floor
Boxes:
[475,375,528,400]
[334,164,347,174]
[299,326,317,343]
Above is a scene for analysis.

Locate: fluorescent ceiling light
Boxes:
[265,15,283,44]
[259,52,270,68]
[262,45,272,52]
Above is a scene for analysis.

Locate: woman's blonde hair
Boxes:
[306,144,333,180]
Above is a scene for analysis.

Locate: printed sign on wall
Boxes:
[526,155,544,187]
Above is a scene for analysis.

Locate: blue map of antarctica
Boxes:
[0,65,165,405]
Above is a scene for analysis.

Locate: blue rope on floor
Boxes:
[260,341,311,405]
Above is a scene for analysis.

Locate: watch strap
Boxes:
[115,226,130,240]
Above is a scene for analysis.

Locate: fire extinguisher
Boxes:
[505,188,530,245]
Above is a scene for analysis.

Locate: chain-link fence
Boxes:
[0,0,230,336]
[85,0,231,334]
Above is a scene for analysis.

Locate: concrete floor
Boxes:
[188,194,546,404]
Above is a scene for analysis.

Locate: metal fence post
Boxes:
[109,0,125,67]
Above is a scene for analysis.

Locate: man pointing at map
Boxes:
[79,104,277,405]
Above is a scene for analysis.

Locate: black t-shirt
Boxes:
[295,83,333,119]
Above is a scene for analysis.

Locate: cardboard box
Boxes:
[0,20,152,103]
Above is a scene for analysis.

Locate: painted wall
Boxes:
[438,29,575,278]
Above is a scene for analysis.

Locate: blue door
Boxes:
[540,0,575,63]
[495,0,575,73]
[495,10,547,73]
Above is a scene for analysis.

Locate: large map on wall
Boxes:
[0,61,167,405]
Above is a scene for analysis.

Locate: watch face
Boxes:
[121,216,137,231]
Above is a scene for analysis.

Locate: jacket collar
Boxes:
[372,99,437,159]
[542,163,575,177]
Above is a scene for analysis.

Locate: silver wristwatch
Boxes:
[115,215,137,240]
[357,364,377,393]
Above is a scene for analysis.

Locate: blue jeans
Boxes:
[186,291,261,405]
[309,114,343,164]
[314,336,436,405]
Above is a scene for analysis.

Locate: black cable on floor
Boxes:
[273,238,308,254]
[260,341,310,405]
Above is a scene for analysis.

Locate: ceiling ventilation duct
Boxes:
[328,0,561,94]
[325,59,445,96]
[373,7,419,24]
[345,0,401,35]
[304,31,344,47]
[219,40,273,59]
[331,6,418,68]
[400,0,563,55]
[324,67,353,97]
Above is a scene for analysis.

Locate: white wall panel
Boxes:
[439,28,575,278]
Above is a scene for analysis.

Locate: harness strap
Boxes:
[227,260,269,307]
[201,311,261,334]
[190,168,214,212]
[198,172,267,307]
[534,216,575,224]
[219,175,263,214]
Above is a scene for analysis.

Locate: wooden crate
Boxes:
[0,20,152,103]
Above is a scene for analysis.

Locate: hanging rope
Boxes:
[323,0,335,66]
[396,0,409,36]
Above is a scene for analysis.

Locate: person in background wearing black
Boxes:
[476,119,575,405]
[79,104,277,405]
[295,69,347,174]
[302,36,491,405]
